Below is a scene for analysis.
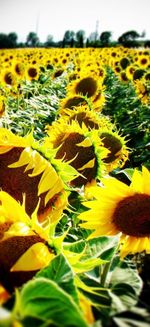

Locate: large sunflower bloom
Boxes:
[0,191,54,292]
[79,167,150,258]
[0,128,68,222]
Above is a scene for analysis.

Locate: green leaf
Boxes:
[109,260,143,314]
[36,253,79,304]
[17,278,89,327]
[110,261,143,297]
[112,307,150,327]
[83,236,119,260]
[73,258,106,273]
[63,240,86,253]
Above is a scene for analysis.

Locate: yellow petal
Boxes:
[77,137,92,147]
[0,191,30,224]
[130,169,143,193]
[78,158,95,170]
[38,165,59,195]
[142,166,150,195]
[10,242,54,271]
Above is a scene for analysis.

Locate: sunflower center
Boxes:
[64,96,86,109]
[70,112,99,129]
[112,194,150,236]
[4,73,13,85]
[28,67,37,78]
[55,132,98,186]
[75,77,97,97]
[100,132,122,163]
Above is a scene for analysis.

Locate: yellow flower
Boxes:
[59,94,88,115]
[78,291,95,324]
[0,128,68,223]
[59,105,112,130]
[66,72,106,111]
[99,129,129,172]
[0,95,5,117]
[79,166,150,258]
[45,120,109,187]
[25,64,40,81]
[0,191,55,292]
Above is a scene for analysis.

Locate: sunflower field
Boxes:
[0,46,150,327]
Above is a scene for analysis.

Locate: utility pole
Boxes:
[95,20,99,41]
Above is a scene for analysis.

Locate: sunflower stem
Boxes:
[100,261,112,287]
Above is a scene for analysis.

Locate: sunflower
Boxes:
[120,57,130,69]
[134,80,150,105]
[0,191,54,292]
[99,129,129,172]
[45,120,109,187]
[0,128,68,223]
[0,68,18,88]
[66,72,106,111]
[25,64,40,81]
[133,68,145,81]
[125,65,136,80]
[0,95,5,117]
[137,55,149,69]
[59,105,112,131]
[59,94,88,114]
[13,60,25,79]
[79,166,150,258]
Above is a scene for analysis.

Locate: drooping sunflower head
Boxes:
[0,128,68,223]
[13,61,26,79]
[59,94,88,115]
[120,56,130,70]
[0,191,54,292]
[134,80,150,105]
[0,95,6,117]
[99,128,129,172]
[79,166,150,258]
[59,105,112,131]
[66,72,106,111]
[133,68,145,81]
[45,120,109,187]
[0,68,18,88]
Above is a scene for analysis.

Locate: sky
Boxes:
[0,0,150,43]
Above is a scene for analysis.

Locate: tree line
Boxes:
[0,29,150,49]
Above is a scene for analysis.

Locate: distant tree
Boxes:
[118,30,141,47]
[45,34,54,47]
[0,33,9,48]
[75,30,85,47]
[100,31,112,46]
[86,38,90,47]
[62,30,75,47]
[144,40,150,48]
[8,32,18,47]
[26,32,39,47]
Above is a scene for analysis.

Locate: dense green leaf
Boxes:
[17,278,89,327]
[83,236,119,260]
[36,253,79,304]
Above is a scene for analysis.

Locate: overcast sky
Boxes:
[0,0,150,42]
